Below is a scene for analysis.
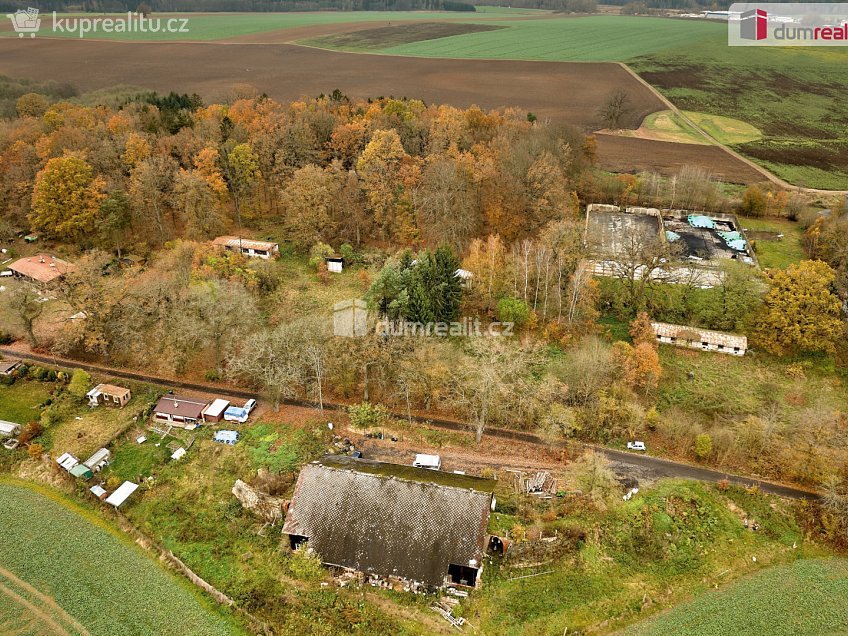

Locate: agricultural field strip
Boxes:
[0,565,90,636]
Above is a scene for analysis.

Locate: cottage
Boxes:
[0,420,21,438]
[86,384,131,408]
[83,448,111,472]
[105,481,138,507]
[0,359,22,376]
[283,455,497,589]
[201,399,230,423]
[8,254,75,285]
[212,236,279,260]
[651,321,747,356]
[152,395,208,429]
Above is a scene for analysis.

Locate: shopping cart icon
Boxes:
[6,8,41,38]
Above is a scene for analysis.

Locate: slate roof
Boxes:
[283,455,495,587]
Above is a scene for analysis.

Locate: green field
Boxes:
[0,380,52,424]
[739,216,806,269]
[0,480,239,635]
[625,558,848,635]
[0,9,541,42]
[305,15,723,61]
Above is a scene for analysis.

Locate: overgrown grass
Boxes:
[0,380,53,424]
[739,216,806,269]
[468,480,816,635]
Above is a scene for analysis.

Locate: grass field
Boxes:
[305,15,723,61]
[0,380,52,424]
[625,558,848,635]
[739,216,806,269]
[0,9,540,42]
[0,479,239,635]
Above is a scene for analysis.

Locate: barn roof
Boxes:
[282,455,495,587]
[153,395,207,419]
[212,236,278,252]
[651,321,747,349]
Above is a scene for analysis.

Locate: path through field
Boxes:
[0,565,90,636]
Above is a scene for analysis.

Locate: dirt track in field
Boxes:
[0,565,90,636]
[0,37,763,181]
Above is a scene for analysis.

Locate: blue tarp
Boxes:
[224,406,247,420]
[665,230,681,242]
[727,239,747,251]
[688,214,715,229]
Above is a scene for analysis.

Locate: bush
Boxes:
[496,296,531,328]
[347,402,389,431]
[287,546,325,582]
[695,433,713,460]
[68,369,92,399]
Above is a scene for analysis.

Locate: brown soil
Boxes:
[595,133,767,184]
[303,22,505,50]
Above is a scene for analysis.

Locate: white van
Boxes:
[413,454,441,470]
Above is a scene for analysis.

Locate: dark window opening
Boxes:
[488,536,506,556]
[447,563,479,587]
[289,534,309,550]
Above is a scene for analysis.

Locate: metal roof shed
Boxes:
[0,420,21,438]
[70,464,93,480]
[105,481,139,507]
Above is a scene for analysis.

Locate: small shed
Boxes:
[0,420,21,438]
[56,452,80,472]
[0,359,22,376]
[84,448,111,472]
[326,256,344,273]
[171,447,186,461]
[70,463,93,480]
[86,384,132,408]
[201,399,230,423]
[90,484,108,500]
[214,430,239,445]
[105,481,139,507]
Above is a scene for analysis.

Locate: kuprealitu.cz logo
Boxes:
[729,3,848,46]
[5,7,191,38]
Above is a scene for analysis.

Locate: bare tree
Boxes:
[597,89,633,130]
[8,285,43,347]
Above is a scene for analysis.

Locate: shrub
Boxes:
[18,421,43,445]
[287,546,325,582]
[68,369,92,399]
[695,433,713,460]
[27,443,44,458]
[347,402,389,431]
[496,296,530,328]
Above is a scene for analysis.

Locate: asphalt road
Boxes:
[1,347,820,500]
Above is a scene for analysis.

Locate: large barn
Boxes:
[283,455,496,589]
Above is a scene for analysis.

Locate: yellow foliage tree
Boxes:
[30,154,105,242]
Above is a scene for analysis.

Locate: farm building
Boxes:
[201,399,230,423]
[651,321,747,356]
[105,481,138,507]
[83,448,111,472]
[90,484,107,500]
[283,455,497,589]
[152,395,209,429]
[86,383,131,408]
[0,359,22,376]
[212,236,279,260]
[8,254,75,284]
[0,420,21,438]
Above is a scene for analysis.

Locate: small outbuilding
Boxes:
[326,256,344,273]
[201,399,230,423]
[0,420,21,438]
[90,484,108,500]
[56,452,80,472]
[86,384,131,408]
[0,359,22,376]
[70,463,93,480]
[105,481,138,507]
[83,448,111,472]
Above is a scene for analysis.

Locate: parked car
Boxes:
[413,454,441,470]
[244,398,257,414]
[627,441,646,451]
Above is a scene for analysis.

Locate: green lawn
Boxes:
[625,558,848,636]
[0,480,240,635]
[739,216,806,269]
[0,9,542,42]
[305,15,723,61]
[0,380,52,424]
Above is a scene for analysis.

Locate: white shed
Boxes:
[0,420,21,438]
[105,481,138,507]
